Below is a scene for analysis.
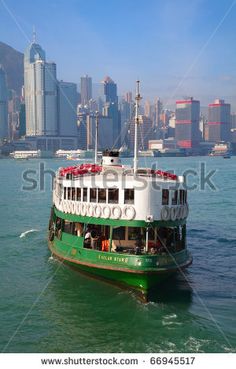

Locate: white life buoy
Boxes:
[71,201,76,215]
[183,204,189,218]
[75,202,81,216]
[170,207,177,221]
[175,206,181,220]
[64,201,69,214]
[161,206,170,221]
[86,203,94,217]
[80,203,87,216]
[111,205,122,219]
[180,206,185,219]
[102,205,111,219]
[94,204,101,218]
[69,200,74,214]
[123,205,136,220]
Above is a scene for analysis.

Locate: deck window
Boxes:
[63,187,67,200]
[76,188,81,201]
[112,227,125,240]
[90,188,97,202]
[162,189,169,205]
[67,187,71,200]
[71,187,76,201]
[98,188,106,203]
[63,220,75,234]
[124,189,134,204]
[108,188,119,204]
[83,188,87,202]
[172,190,178,205]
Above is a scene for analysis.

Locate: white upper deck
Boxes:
[53,152,188,223]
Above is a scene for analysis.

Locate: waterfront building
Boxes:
[206,99,231,142]
[0,65,8,141]
[80,75,92,106]
[58,81,77,136]
[129,115,152,150]
[175,97,200,148]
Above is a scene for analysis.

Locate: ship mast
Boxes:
[94,111,99,164]
[133,80,142,173]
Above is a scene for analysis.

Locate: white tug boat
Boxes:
[48,81,192,297]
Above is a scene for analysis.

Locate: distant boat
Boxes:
[209,142,231,157]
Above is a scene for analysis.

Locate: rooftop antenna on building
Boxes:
[33,25,36,43]
[133,80,142,173]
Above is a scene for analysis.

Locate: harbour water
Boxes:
[0,157,235,353]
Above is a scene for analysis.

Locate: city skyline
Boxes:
[1,0,236,109]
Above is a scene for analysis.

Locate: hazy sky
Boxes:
[1,0,236,108]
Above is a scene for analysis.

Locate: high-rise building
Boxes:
[207,99,231,142]
[129,115,152,150]
[86,114,113,150]
[175,97,200,148]
[102,76,120,148]
[24,40,58,136]
[58,81,77,136]
[80,75,92,106]
[103,76,118,104]
[0,65,8,141]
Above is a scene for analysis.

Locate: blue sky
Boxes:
[1,0,236,108]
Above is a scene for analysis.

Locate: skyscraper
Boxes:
[58,81,77,136]
[80,75,92,106]
[24,40,58,136]
[103,76,118,104]
[175,97,200,148]
[207,99,231,142]
[0,65,8,140]
[102,76,120,148]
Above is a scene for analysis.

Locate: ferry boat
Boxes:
[209,142,231,157]
[48,82,192,296]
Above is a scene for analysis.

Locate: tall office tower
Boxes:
[24,39,58,136]
[119,98,133,146]
[129,115,152,150]
[0,65,8,141]
[103,76,118,104]
[80,75,92,106]
[144,100,151,118]
[125,91,132,103]
[207,99,231,142]
[58,81,78,136]
[102,76,120,148]
[175,97,200,148]
[154,97,162,128]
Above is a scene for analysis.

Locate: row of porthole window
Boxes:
[162,189,187,206]
[62,187,135,205]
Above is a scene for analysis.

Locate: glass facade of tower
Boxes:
[80,75,92,106]
[175,99,200,148]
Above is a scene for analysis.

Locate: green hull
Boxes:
[48,206,192,293]
[48,237,192,293]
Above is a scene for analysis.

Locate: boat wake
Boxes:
[19,229,39,238]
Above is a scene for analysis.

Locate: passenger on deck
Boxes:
[84,228,91,248]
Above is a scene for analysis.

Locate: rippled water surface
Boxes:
[0,157,235,353]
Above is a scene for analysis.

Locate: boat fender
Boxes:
[80,203,87,216]
[123,205,136,220]
[170,207,177,221]
[75,202,81,216]
[102,205,111,219]
[111,205,122,219]
[161,206,170,221]
[86,203,94,217]
[94,204,101,218]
